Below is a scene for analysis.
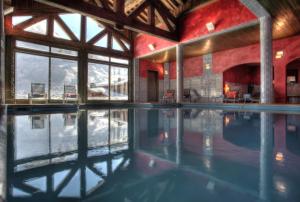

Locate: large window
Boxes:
[15,53,49,99]
[88,63,109,100]
[13,40,129,102]
[87,54,129,101]
[14,40,78,101]
[110,66,128,100]
[51,58,78,100]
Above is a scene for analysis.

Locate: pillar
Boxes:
[259,112,273,201]
[176,108,183,165]
[0,0,5,105]
[176,45,183,103]
[239,0,274,104]
[133,58,140,102]
[260,16,274,104]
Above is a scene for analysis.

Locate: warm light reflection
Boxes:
[148,159,155,168]
[224,116,230,126]
[164,132,169,139]
[224,83,230,94]
[204,158,211,169]
[275,180,287,193]
[275,152,284,162]
[164,70,169,75]
[205,137,211,147]
[203,39,211,52]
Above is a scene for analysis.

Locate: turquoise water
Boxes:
[3,108,300,202]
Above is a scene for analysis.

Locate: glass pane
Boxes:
[110,109,128,152]
[15,52,49,99]
[50,58,78,100]
[88,53,109,62]
[50,114,78,153]
[16,40,49,52]
[59,14,81,39]
[58,170,80,198]
[110,66,128,100]
[88,63,109,100]
[112,37,124,51]
[94,34,108,48]
[121,39,130,50]
[14,115,50,160]
[88,110,109,148]
[51,47,78,57]
[12,16,32,26]
[54,20,71,40]
[24,19,47,35]
[110,57,129,65]
[86,17,104,42]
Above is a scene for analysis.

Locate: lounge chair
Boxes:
[183,89,191,103]
[161,90,175,104]
[63,85,78,103]
[243,93,260,103]
[28,83,47,104]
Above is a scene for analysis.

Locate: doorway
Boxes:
[147,70,159,102]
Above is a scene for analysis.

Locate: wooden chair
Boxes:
[63,85,78,103]
[161,90,175,104]
[28,83,47,104]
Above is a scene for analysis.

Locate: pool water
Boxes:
[2,108,300,202]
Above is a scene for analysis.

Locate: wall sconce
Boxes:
[275,50,284,59]
[148,43,156,51]
[206,22,215,32]
[205,63,211,70]
[164,70,169,75]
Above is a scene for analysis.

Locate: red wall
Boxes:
[169,56,203,79]
[134,0,256,57]
[139,59,164,80]
[179,0,256,42]
[135,0,300,103]
[213,35,300,102]
[223,64,260,85]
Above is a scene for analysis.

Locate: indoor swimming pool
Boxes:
[1,108,300,202]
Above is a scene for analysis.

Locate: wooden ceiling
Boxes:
[5,0,300,61]
[259,0,300,39]
[141,22,260,63]
[8,0,212,41]
[142,0,300,63]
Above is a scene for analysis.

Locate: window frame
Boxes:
[87,52,129,102]
[13,39,79,103]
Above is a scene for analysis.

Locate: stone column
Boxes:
[164,62,170,92]
[259,112,273,201]
[133,58,140,103]
[176,45,183,103]
[260,16,273,104]
[0,0,5,105]
[239,0,274,104]
[176,108,183,165]
[0,108,6,202]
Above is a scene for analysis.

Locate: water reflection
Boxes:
[5,108,300,202]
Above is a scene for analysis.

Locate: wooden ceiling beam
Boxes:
[113,0,125,14]
[151,0,176,23]
[34,0,178,41]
